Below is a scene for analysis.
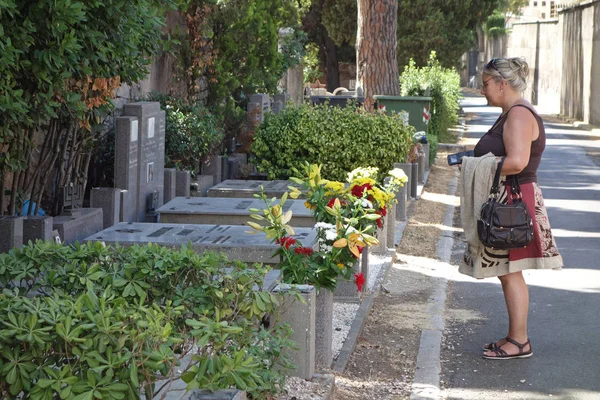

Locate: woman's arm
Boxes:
[501,106,537,175]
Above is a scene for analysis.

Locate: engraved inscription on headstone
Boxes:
[234,200,253,210]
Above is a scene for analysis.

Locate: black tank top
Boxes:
[473,104,545,184]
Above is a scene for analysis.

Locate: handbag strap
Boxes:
[490,157,505,196]
[491,156,524,198]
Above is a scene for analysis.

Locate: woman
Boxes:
[459,57,563,360]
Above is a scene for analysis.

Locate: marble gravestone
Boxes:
[207,180,300,199]
[156,197,314,227]
[115,102,166,223]
[85,222,317,265]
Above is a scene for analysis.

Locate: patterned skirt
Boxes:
[460,181,563,279]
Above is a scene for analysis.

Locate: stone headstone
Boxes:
[119,190,131,222]
[273,284,316,379]
[23,216,54,244]
[157,197,314,227]
[274,93,289,106]
[272,100,284,115]
[248,94,271,114]
[315,289,333,370]
[0,216,24,253]
[115,116,139,223]
[196,175,214,197]
[204,155,224,185]
[163,168,177,203]
[59,184,84,216]
[176,171,191,197]
[85,222,317,265]
[116,102,166,222]
[207,179,299,199]
[247,102,262,124]
[90,188,121,229]
[410,162,418,199]
[417,152,425,184]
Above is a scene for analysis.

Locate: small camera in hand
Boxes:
[447,150,475,166]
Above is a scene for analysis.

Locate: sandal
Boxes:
[482,337,507,351]
[482,337,533,360]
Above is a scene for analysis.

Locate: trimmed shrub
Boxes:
[250,103,413,181]
[145,92,224,174]
[400,51,462,143]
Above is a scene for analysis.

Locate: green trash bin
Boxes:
[373,95,432,133]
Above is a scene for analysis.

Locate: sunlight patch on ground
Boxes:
[550,228,600,238]
[420,191,460,207]
[543,199,600,212]
[524,268,600,294]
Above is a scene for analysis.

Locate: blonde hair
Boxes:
[483,57,529,92]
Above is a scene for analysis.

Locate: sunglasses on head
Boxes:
[485,58,504,78]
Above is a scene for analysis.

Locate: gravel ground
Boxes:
[332,302,360,359]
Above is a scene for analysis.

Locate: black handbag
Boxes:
[477,157,534,249]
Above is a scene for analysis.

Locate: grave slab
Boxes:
[157,197,314,227]
[207,179,300,199]
[85,222,317,265]
[53,208,103,244]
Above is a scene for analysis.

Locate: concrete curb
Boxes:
[410,124,464,399]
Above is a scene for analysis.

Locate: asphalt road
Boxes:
[440,94,600,400]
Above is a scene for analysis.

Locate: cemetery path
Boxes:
[441,94,600,399]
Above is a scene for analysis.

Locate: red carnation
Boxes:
[376,218,383,229]
[351,183,373,198]
[378,206,387,217]
[276,236,297,249]
[354,272,365,292]
[294,247,314,256]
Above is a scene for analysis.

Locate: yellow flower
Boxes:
[304,201,316,210]
[288,186,302,199]
[333,233,366,258]
[337,263,345,269]
[323,180,345,195]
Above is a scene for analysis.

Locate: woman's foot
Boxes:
[482,337,508,351]
[483,337,533,360]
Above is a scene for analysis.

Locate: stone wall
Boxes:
[475,0,600,124]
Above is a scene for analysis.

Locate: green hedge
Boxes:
[250,103,413,181]
[0,241,292,399]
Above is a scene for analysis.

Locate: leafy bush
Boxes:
[400,52,462,143]
[0,241,293,399]
[250,104,413,181]
[145,92,224,174]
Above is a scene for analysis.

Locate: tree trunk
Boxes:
[324,34,340,91]
[356,0,400,110]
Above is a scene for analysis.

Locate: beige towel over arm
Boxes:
[460,153,499,247]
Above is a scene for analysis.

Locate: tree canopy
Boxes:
[317,0,498,68]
